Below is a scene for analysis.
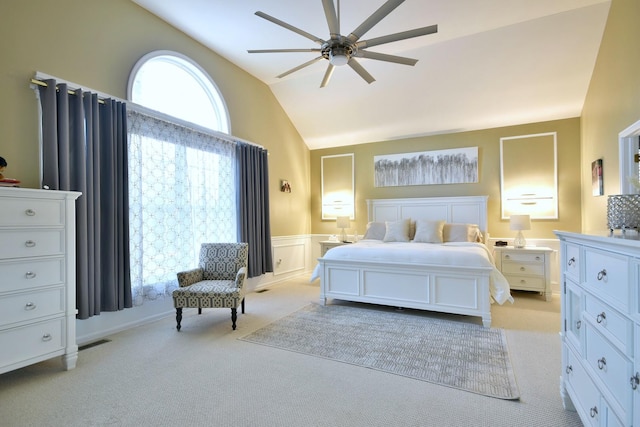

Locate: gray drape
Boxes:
[237,143,273,277]
[40,79,132,319]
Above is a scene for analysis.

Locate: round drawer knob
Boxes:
[41,333,52,342]
[25,272,36,279]
[25,302,36,310]
[590,406,598,418]
[519,266,525,271]
[25,240,36,248]
[565,365,573,374]
[596,312,606,323]
[568,257,575,266]
[25,209,36,216]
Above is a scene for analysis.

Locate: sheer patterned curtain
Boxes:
[39,79,131,318]
[127,108,236,305]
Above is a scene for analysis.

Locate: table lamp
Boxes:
[336,216,350,243]
[510,214,531,248]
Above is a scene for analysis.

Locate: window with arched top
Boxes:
[126,52,236,306]
[128,51,230,133]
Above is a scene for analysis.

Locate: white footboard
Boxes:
[318,258,493,328]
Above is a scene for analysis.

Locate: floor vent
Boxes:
[79,339,111,351]
[255,289,269,293]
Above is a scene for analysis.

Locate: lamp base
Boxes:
[340,229,348,243]
[513,231,526,249]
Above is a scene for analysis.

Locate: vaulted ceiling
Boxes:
[132,0,611,149]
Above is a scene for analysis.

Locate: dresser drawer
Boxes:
[585,295,632,354]
[0,258,64,293]
[504,274,545,291]
[0,287,65,327]
[585,325,632,419]
[0,318,65,369]
[501,262,544,276]
[565,347,601,427]
[0,229,64,259]
[0,198,64,227]
[584,249,629,311]
[564,243,581,282]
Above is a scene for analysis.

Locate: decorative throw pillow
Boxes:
[383,219,411,242]
[412,219,445,243]
[443,223,481,242]
[362,222,386,240]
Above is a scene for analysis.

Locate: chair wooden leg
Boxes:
[241,298,245,314]
[176,307,183,331]
[198,307,202,315]
[231,307,237,330]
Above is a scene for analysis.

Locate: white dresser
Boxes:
[493,246,553,301]
[556,230,640,427]
[0,187,81,374]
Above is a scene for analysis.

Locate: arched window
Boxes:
[128,51,230,133]
[126,52,235,305]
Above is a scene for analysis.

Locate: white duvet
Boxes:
[310,240,513,305]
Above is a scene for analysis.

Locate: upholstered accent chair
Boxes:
[173,243,249,330]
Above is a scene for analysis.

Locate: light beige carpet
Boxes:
[241,303,520,400]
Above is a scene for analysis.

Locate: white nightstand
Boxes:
[320,240,350,256]
[493,246,553,301]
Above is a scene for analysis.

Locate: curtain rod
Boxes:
[31,76,266,151]
[30,78,106,104]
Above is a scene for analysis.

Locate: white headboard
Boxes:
[366,196,489,233]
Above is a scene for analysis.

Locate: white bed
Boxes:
[312,196,512,328]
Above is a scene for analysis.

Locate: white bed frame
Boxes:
[318,196,494,327]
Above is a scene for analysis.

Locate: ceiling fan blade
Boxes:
[347,0,405,43]
[348,59,375,84]
[355,50,418,66]
[277,56,324,79]
[248,49,322,54]
[356,25,438,49]
[255,11,326,45]
[320,64,336,88]
[322,0,340,39]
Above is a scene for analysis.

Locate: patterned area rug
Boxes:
[240,304,520,400]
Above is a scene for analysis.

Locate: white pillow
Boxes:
[362,222,386,240]
[383,219,411,242]
[412,219,445,243]
[443,223,482,242]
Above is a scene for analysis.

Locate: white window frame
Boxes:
[619,119,640,194]
[127,50,230,133]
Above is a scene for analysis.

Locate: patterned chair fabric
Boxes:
[173,243,249,330]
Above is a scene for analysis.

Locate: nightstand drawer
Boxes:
[504,274,545,291]
[501,252,545,264]
[501,263,544,276]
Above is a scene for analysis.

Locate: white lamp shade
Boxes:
[509,214,531,231]
[336,216,350,229]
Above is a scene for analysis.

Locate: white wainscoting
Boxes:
[76,234,560,345]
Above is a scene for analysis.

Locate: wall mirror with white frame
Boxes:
[500,132,558,219]
[618,119,640,194]
[321,153,355,220]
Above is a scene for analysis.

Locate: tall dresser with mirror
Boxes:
[556,230,639,427]
[0,187,81,374]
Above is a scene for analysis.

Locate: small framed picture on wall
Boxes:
[592,159,603,196]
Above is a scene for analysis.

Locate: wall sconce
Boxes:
[336,216,350,243]
[510,214,531,248]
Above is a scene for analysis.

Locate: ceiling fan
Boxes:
[248,0,438,88]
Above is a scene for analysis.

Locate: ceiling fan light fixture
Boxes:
[329,47,350,66]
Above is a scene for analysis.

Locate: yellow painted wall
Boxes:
[0,0,309,237]
[311,118,582,239]
[581,0,640,232]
